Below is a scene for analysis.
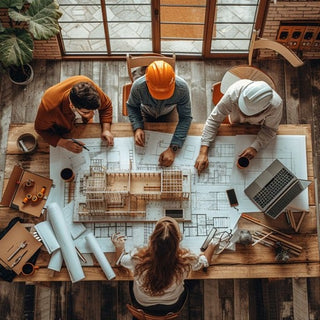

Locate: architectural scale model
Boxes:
[73,159,191,223]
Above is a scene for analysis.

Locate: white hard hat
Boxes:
[238,81,273,116]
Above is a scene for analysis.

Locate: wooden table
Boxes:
[1,123,319,281]
[220,65,276,94]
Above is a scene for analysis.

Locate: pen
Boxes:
[71,138,90,151]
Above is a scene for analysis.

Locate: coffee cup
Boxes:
[60,168,75,182]
[22,262,39,276]
[237,156,249,169]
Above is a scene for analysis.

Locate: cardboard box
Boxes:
[1,165,53,217]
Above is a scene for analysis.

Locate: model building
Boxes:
[73,159,191,222]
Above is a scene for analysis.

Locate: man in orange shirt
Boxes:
[34,76,114,153]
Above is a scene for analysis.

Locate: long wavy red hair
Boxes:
[133,217,196,296]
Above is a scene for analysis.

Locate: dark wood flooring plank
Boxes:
[219,279,234,320]
[282,63,301,124]
[34,282,70,320]
[203,279,220,320]
[292,278,309,320]
[100,281,118,320]
[0,282,26,320]
[24,284,35,320]
[187,279,204,320]
[234,279,250,320]
[261,278,293,320]
[117,281,132,320]
[298,61,313,125]
[307,277,320,319]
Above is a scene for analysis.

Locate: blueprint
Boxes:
[49,131,309,254]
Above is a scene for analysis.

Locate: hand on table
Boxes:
[159,147,175,167]
[57,138,83,153]
[101,130,114,146]
[134,129,145,147]
[194,146,209,175]
[239,147,257,160]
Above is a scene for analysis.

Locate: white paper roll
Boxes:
[47,202,85,283]
[85,232,116,280]
[48,249,63,272]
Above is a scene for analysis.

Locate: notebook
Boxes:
[244,159,311,219]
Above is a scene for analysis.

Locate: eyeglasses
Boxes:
[211,228,233,255]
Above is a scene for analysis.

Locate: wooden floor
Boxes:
[0,58,320,319]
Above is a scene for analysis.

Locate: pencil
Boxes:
[71,138,90,151]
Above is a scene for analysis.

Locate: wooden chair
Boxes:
[248,29,304,67]
[126,304,180,320]
[211,81,223,106]
[122,53,176,116]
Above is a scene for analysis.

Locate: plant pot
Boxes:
[8,64,34,85]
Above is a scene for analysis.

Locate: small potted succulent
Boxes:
[0,0,62,85]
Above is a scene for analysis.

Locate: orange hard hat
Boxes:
[145,60,175,100]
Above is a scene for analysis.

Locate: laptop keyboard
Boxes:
[253,168,295,208]
[266,182,303,218]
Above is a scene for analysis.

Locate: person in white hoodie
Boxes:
[195,79,283,174]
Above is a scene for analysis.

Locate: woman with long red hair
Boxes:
[112,216,215,317]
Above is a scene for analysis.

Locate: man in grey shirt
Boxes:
[127,60,192,167]
[195,79,283,174]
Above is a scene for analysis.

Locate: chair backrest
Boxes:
[248,30,304,67]
[126,304,180,320]
[126,53,176,83]
[211,81,223,106]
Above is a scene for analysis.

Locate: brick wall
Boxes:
[0,8,62,61]
[260,1,320,59]
[33,37,62,60]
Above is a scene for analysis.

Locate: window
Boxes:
[58,0,266,57]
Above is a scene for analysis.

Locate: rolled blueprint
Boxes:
[85,232,116,280]
[47,202,85,282]
[48,249,63,272]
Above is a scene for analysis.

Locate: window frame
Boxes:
[58,0,269,59]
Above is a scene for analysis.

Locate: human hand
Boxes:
[111,233,126,250]
[101,130,114,146]
[159,148,175,167]
[194,146,209,175]
[239,147,257,160]
[134,129,145,147]
[57,138,83,153]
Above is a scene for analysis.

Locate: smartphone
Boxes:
[226,189,238,207]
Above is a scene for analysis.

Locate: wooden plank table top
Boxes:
[1,123,319,282]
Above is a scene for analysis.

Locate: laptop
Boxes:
[244,159,311,219]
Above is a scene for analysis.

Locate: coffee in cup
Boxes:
[237,156,249,169]
[60,168,75,182]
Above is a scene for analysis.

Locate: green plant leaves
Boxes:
[0,28,33,67]
[0,0,62,68]
[25,0,62,40]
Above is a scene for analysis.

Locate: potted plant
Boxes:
[0,0,62,85]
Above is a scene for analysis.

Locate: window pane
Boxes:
[59,2,105,53]
[161,40,202,54]
[63,39,107,53]
[106,2,152,53]
[160,0,206,54]
[211,1,259,54]
[110,39,152,53]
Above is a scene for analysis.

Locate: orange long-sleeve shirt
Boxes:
[34,76,113,147]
